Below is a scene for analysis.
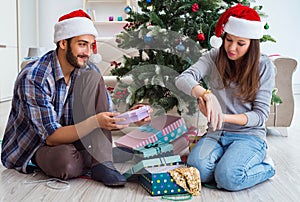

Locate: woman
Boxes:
[175,4,275,191]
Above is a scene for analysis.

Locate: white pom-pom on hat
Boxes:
[89,39,102,64]
[210,35,223,48]
[89,53,102,64]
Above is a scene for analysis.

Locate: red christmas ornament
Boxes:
[197,33,206,41]
[192,3,199,12]
[110,61,121,68]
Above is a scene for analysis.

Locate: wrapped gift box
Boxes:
[171,133,189,155]
[123,155,182,180]
[115,115,188,149]
[186,127,205,151]
[134,143,174,161]
[139,164,187,196]
[115,105,150,125]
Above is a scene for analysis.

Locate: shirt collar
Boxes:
[51,50,65,82]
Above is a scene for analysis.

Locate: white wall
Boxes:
[38,0,83,51]
[18,0,38,63]
[256,0,299,85]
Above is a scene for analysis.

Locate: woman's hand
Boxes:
[95,112,129,130]
[198,93,224,131]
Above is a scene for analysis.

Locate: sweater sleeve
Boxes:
[175,48,218,96]
[244,56,276,127]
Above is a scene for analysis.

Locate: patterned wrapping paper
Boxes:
[115,115,188,149]
[122,155,182,180]
[139,164,187,196]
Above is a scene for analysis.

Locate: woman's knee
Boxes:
[187,138,223,183]
[187,148,215,183]
[214,163,244,191]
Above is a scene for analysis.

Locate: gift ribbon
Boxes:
[161,193,192,201]
[144,143,159,149]
[143,143,164,157]
[24,178,70,190]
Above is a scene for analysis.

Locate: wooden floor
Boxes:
[0,95,300,202]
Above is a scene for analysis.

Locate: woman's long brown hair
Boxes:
[216,34,261,102]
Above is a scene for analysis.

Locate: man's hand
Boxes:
[95,112,129,130]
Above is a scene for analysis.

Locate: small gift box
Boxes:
[123,155,182,180]
[171,133,189,155]
[115,105,150,125]
[115,115,188,149]
[134,143,174,161]
[139,164,187,196]
[186,127,205,151]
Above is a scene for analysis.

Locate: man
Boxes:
[1,9,149,187]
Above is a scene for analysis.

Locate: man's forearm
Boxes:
[46,115,99,146]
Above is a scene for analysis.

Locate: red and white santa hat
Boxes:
[54,9,102,63]
[210,4,264,48]
[54,9,98,43]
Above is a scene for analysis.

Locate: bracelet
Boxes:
[200,89,211,99]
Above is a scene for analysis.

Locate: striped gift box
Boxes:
[115,115,188,149]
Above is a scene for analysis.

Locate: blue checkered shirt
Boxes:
[1,50,112,173]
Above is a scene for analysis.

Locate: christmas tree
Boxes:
[111,0,275,115]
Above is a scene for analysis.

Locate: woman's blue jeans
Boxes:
[187,131,275,191]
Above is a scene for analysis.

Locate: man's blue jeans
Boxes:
[187,131,275,191]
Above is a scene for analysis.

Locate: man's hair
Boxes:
[56,38,72,51]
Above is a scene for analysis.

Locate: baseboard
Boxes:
[293,84,300,95]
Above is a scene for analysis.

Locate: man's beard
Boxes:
[66,44,89,69]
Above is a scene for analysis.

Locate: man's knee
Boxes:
[35,144,84,179]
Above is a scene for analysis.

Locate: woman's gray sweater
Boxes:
[175,48,276,141]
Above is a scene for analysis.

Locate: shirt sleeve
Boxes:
[244,57,276,127]
[21,75,61,142]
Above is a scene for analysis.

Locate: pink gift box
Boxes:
[115,105,150,125]
[171,133,189,155]
[115,115,187,149]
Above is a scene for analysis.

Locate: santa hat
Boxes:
[54,9,98,43]
[54,9,102,63]
[210,4,264,48]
